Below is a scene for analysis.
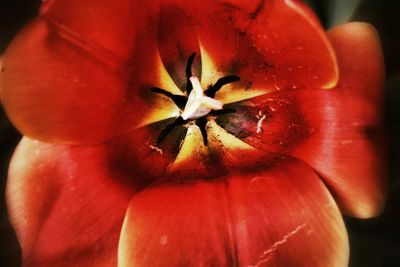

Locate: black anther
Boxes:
[195,117,208,146]
[209,108,236,116]
[185,53,196,94]
[205,75,240,98]
[151,87,187,109]
[150,51,240,147]
[157,117,186,145]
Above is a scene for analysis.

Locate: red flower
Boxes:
[1,0,385,266]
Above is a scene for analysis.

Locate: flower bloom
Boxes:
[0,0,386,266]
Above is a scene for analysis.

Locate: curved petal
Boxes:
[6,137,137,266]
[39,0,159,61]
[157,4,201,91]
[215,90,310,155]
[291,22,386,218]
[175,0,337,92]
[118,158,348,267]
[0,0,163,144]
[218,22,386,218]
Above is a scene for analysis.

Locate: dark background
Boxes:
[0,0,399,266]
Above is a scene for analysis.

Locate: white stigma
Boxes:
[181,76,223,120]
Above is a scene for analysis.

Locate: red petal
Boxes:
[176,0,337,91]
[1,1,162,144]
[215,90,311,155]
[291,22,386,218]
[39,0,159,61]
[6,138,136,266]
[118,158,348,267]
[218,22,386,218]
[157,4,201,90]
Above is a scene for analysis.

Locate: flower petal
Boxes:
[176,0,337,91]
[6,137,137,266]
[0,0,162,144]
[118,158,348,267]
[157,4,201,91]
[291,22,386,218]
[217,22,386,219]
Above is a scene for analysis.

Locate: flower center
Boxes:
[181,76,223,120]
[150,53,240,145]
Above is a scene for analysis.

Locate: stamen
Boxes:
[195,117,208,146]
[150,51,241,148]
[209,108,236,116]
[185,53,196,93]
[205,75,240,98]
[157,117,185,144]
[151,87,187,109]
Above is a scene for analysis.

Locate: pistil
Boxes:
[181,76,223,120]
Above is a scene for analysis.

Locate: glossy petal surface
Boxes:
[157,4,201,90]
[217,22,386,218]
[1,0,161,144]
[6,138,137,266]
[292,22,386,218]
[119,159,348,267]
[177,0,338,92]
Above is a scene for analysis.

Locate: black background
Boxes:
[0,1,399,266]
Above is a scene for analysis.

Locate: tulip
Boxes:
[0,0,385,266]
